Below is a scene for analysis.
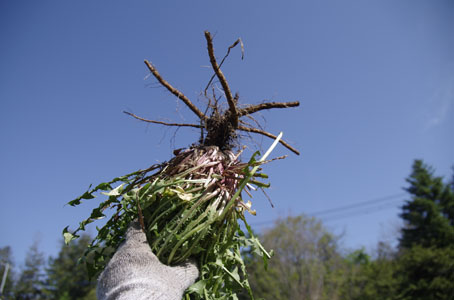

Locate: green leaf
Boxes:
[222,265,243,288]
[89,208,105,220]
[95,182,112,191]
[138,183,152,199]
[254,173,269,179]
[67,198,81,206]
[81,191,95,199]
[248,151,261,164]
[187,280,207,295]
[249,179,270,188]
[101,184,124,196]
[62,226,79,245]
[67,189,96,206]
[240,215,272,270]
[63,142,282,297]
[79,218,94,230]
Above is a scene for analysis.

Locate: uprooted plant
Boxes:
[64,31,300,299]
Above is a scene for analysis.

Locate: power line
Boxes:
[250,192,407,226]
[310,193,405,217]
[321,201,403,223]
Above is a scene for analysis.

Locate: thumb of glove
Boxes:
[97,222,199,300]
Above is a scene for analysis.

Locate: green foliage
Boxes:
[45,234,96,300]
[65,147,277,299]
[6,156,447,300]
[339,247,397,300]
[396,159,454,299]
[14,241,46,300]
[1,239,98,300]
[400,160,454,249]
[80,287,97,300]
[395,245,454,300]
[242,215,344,300]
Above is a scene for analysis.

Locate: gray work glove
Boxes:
[97,222,199,300]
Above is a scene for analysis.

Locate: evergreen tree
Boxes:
[45,234,96,300]
[399,160,454,248]
[14,241,46,300]
[396,245,454,300]
[396,160,454,299]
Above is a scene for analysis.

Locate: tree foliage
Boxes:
[396,159,454,299]
[395,245,454,300]
[14,241,46,300]
[400,160,454,249]
[1,236,96,300]
[338,247,396,300]
[45,234,96,300]
[240,160,454,300]
[242,215,344,300]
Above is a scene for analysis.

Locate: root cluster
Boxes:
[125,31,300,155]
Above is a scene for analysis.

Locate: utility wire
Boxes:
[321,201,404,223]
[310,193,405,217]
[250,192,406,226]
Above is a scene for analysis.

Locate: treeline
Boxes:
[0,235,96,300]
[240,160,454,300]
[1,159,453,299]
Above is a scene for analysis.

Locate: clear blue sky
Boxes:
[1,1,453,266]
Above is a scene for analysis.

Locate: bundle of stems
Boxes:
[64,134,283,299]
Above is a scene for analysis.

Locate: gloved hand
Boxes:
[97,221,199,300]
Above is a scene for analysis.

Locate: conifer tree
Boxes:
[396,160,454,299]
[45,235,96,300]
[14,241,46,299]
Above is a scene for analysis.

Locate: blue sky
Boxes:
[1,1,453,266]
